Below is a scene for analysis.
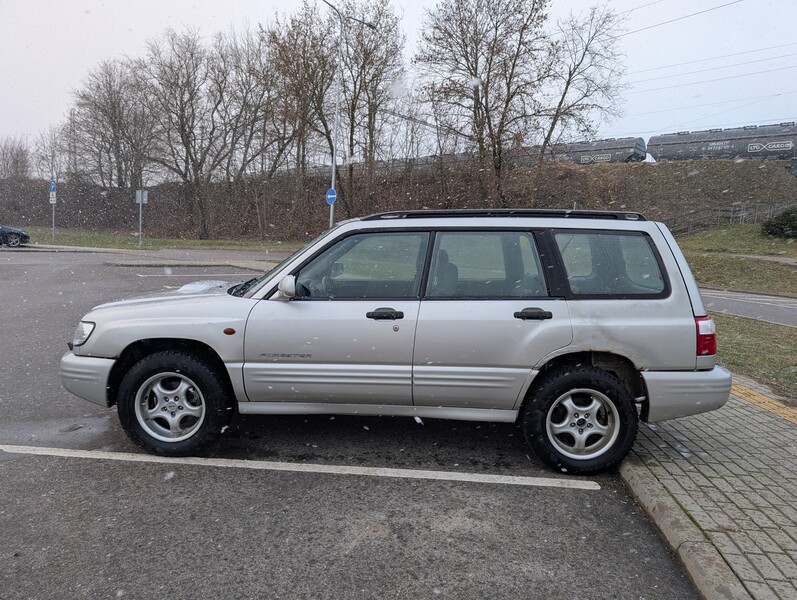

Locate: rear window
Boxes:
[554,231,667,297]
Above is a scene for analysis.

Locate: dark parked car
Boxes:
[0,224,30,247]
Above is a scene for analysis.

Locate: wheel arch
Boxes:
[106,338,234,408]
[524,351,649,420]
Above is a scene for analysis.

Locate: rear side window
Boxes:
[554,231,667,297]
[427,231,547,298]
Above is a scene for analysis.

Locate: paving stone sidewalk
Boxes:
[626,377,797,600]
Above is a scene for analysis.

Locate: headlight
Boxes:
[72,321,96,347]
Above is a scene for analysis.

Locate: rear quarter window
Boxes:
[554,231,667,297]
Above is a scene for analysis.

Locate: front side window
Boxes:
[554,231,666,297]
[295,232,429,299]
[427,231,547,298]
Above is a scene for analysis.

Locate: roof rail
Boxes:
[362,209,647,221]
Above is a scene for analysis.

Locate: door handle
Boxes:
[366,307,404,320]
[514,307,553,320]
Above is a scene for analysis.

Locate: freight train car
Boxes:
[647,122,797,161]
[549,137,647,164]
[508,137,647,167]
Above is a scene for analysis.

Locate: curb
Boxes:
[104,260,270,271]
[9,245,275,272]
[620,456,752,600]
[3,244,130,254]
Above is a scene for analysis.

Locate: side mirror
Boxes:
[278,275,296,298]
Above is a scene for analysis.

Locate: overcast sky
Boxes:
[0,0,794,143]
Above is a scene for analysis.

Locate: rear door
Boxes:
[413,230,573,410]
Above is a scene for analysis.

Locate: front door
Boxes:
[243,231,429,405]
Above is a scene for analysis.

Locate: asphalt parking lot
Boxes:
[0,249,698,599]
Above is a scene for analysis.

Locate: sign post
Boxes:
[326,188,337,228]
[49,180,56,243]
[135,189,148,248]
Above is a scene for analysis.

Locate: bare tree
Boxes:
[72,61,126,187]
[416,0,551,204]
[213,26,299,237]
[379,84,435,163]
[33,125,66,182]
[537,5,625,163]
[339,0,405,186]
[71,60,156,190]
[267,2,337,176]
[216,27,295,183]
[136,28,236,238]
[0,136,31,179]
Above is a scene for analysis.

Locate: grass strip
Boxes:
[24,227,302,252]
[677,223,797,258]
[712,312,797,401]
[685,253,797,298]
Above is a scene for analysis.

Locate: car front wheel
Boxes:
[5,233,21,247]
[523,366,638,474]
[117,351,232,455]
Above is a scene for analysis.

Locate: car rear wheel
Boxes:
[522,366,638,474]
[6,233,21,247]
[117,351,232,455]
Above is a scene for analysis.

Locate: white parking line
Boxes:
[0,444,600,490]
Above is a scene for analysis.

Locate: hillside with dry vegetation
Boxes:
[2,159,796,241]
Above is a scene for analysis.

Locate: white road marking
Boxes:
[702,291,797,309]
[0,444,600,490]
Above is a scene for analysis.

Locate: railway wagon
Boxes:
[647,122,797,161]
[508,137,647,167]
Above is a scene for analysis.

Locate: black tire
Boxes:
[522,366,638,474]
[6,233,21,247]
[117,351,232,456]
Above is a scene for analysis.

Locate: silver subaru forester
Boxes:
[61,209,731,474]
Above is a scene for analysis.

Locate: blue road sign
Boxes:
[326,188,337,205]
[49,180,56,193]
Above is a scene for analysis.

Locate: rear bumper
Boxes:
[60,351,114,407]
[642,366,732,422]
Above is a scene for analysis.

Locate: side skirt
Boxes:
[237,402,519,423]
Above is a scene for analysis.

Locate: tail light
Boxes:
[695,316,717,356]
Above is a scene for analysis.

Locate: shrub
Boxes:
[762,207,797,239]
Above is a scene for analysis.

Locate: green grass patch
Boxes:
[712,312,797,400]
[678,223,797,297]
[685,253,797,298]
[25,227,303,252]
[677,223,797,258]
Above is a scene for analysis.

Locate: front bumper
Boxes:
[642,366,732,422]
[60,351,115,407]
